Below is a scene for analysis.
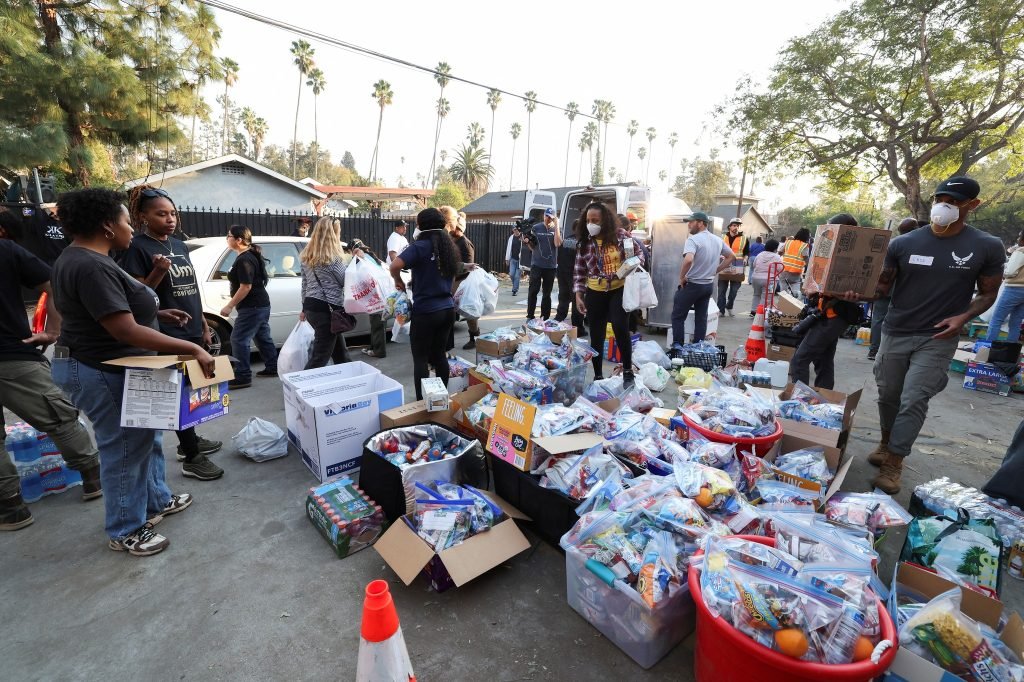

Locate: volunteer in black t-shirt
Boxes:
[122,186,224,482]
[219,225,277,388]
[50,188,215,557]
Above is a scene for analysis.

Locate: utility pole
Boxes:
[736,156,748,220]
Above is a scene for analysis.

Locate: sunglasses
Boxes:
[141,188,170,199]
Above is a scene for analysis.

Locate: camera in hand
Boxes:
[791,305,823,335]
[515,217,538,246]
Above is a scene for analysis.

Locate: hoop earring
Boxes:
[104,230,115,240]
[142,220,149,229]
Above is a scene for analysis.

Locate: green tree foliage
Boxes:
[289,39,315,177]
[429,182,469,210]
[727,0,1024,219]
[671,154,735,212]
[261,142,365,187]
[592,148,604,185]
[428,62,452,188]
[448,143,493,197]
[0,0,222,186]
[341,151,357,172]
[369,79,393,183]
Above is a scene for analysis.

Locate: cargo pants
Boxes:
[873,334,959,457]
[0,359,99,499]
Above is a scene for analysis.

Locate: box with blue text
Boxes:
[107,355,235,430]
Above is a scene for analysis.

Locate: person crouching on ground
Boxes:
[50,188,216,556]
[299,216,352,369]
[573,202,646,386]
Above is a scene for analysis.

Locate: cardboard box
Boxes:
[107,355,234,430]
[806,223,891,298]
[290,374,404,481]
[775,292,805,317]
[964,360,1012,397]
[486,393,603,471]
[421,378,449,412]
[777,382,862,448]
[282,362,381,448]
[763,434,848,505]
[884,562,1023,682]
[474,330,528,359]
[377,384,492,437]
[648,408,677,427]
[766,343,797,362]
[950,349,975,374]
[305,476,385,558]
[542,327,577,344]
[373,490,530,592]
[474,350,516,367]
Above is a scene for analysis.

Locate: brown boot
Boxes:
[81,463,103,501]
[866,430,891,466]
[0,493,34,531]
[871,452,904,494]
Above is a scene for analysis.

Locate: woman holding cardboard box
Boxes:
[50,188,215,557]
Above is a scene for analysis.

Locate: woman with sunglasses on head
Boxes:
[573,202,646,385]
[298,216,352,369]
[50,188,216,556]
[120,186,224,482]
[220,225,277,389]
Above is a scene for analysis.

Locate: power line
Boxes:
[193,0,602,123]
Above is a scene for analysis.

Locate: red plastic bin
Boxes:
[681,414,784,458]
[687,535,898,682]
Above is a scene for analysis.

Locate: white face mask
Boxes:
[586,223,601,237]
[930,202,960,227]
[412,228,421,240]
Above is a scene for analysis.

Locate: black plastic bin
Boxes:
[490,454,579,549]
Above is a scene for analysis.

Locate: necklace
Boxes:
[142,231,176,257]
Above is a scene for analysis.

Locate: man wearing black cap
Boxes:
[671,211,734,346]
[869,176,1005,494]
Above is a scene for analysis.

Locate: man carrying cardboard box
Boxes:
[869,176,1005,494]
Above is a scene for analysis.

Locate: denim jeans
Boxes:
[672,282,714,345]
[232,306,277,380]
[52,358,171,540]
[508,259,521,295]
[717,278,742,312]
[986,286,1024,343]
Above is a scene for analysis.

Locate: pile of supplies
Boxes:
[776,381,845,431]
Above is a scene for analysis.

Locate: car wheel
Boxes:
[207,317,231,357]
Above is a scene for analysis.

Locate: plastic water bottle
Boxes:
[19,463,43,503]
[5,424,40,463]
[37,455,66,496]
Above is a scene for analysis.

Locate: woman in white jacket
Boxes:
[985,230,1024,343]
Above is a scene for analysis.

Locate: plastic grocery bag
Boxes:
[455,269,499,319]
[623,266,658,312]
[638,362,671,391]
[633,339,671,369]
[277,321,314,376]
[391,318,411,344]
[232,417,289,462]
[344,256,394,314]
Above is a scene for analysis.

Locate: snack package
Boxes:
[608,475,678,512]
[574,471,627,516]
[413,497,472,550]
[425,481,504,535]
[756,479,821,511]
[570,397,616,435]
[772,447,834,489]
[618,382,663,414]
[531,403,593,437]
[801,563,878,654]
[773,514,875,567]
[636,530,683,607]
[584,376,626,403]
[824,491,913,536]
[703,535,804,578]
[673,461,738,512]
[738,451,777,497]
[683,434,737,469]
[540,444,632,500]
[648,497,728,543]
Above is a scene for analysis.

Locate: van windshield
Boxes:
[561,191,617,240]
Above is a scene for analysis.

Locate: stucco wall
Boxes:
[159,167,315,212]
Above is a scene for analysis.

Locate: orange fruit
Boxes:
[695,487,715,508]
[853,636,874,662]
[774,628,809,658]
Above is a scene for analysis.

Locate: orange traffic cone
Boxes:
[356,580,416,682]
[745,305,767,364]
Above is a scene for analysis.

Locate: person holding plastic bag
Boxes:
[573,202,646,385]
[446,208,481,350]
[390,208,476,399]
[299,216,352,369]
[343,246,394,315]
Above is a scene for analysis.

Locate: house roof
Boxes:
[124,154,326,199]
[313,186,435,202]
[461,183,638,215]
[709,204,773,231]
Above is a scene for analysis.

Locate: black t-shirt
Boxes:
[400,238,454,315]
[52,247,159,366]
[120,234,204,340]
[0,240,51,362]
[228,249,271,309]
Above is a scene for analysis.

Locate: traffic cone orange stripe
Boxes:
[745,305,767,363]
[357,580,416,682]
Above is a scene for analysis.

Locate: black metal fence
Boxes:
[176,206,518,274]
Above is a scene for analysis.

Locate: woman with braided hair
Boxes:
[389,207,473,400]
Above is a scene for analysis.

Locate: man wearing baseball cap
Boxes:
[671,211,734,346]
[525,207,562,322]
[869,176,1005,493]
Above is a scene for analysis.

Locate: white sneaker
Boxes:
[161,493,193,517]
[108,522,169,556]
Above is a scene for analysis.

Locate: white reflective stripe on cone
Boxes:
[356,626,416,682]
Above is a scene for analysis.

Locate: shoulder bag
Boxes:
[311,266,357,333]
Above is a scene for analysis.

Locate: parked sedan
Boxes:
[185,235,372,356]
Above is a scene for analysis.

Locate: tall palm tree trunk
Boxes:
[625,140,633,179]
[489,110,496,165]
[577,150,584,185]
[509,141,516,191]
[371,106,384,181]
[563,122,573,186]
[313,94,319,178]
[291,73,303,177]
[221,81,229,155]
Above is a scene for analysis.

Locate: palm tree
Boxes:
[658,170,668,183]
[449,143,494,196]
[305,67,326,178]
[188,63,215,163]
[583,121,599,182]
[428,61,452,188]
[369,79,393,183]
[431,98,450,185]
[467,122,486,148]
[250,117,268,162]
[645,127,657,184]
[667,132,679,181]
[576,134,587,185]
[563,101,579,186]
[590,100,604,170]
[600,101,615,178]
[486,88,501,163]
[509,122,522,189]
[240,107,257,155]
[289,40,315,176]
[637,146,647,176]
[220,57,239,155]
[624,120,639,180]
[523,90,537,190]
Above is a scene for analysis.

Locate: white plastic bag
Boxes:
[639,362,671,392]
[344,257,394,314]
[277,321,314,376]
[623,266,658,312]
[391,318,411,344]
[455,269,499,319]
[633,339,671,369]
[233,417,289,462]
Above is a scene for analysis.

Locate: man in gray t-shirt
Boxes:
[671,212,733,345]
[869,176,1004,495]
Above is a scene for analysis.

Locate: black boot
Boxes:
[462,335,476,350]
[0,493,34,531]
[81,463,103,501]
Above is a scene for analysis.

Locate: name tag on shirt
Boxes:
[909,254,934,266]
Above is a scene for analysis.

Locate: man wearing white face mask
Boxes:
[868,176,1005,494]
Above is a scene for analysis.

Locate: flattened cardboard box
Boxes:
[777,382,863,448]
[106,355,234,430]
[373,490,531,591]
[806,223,891,298]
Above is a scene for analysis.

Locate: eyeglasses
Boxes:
[140,188,170,199]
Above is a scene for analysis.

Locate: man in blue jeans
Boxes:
[671,212,733,345]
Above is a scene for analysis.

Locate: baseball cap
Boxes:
[686,211,710,224]
[626,211,638,221]
[728,218,742,225]
[934,176,981,201]
[544,207,556,217]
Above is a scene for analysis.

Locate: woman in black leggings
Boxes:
[390,208,472,400]
[573,202,646,385]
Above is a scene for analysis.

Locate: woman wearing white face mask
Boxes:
[572,202,646,385]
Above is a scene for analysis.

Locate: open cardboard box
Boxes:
[775,292,805,317]
[777,382,863,448]
[106,354,234,430]
[486,393,603,472]
[474,328,529,359]
[762,434,848,506]
[373,490,531,592]
[884,561,1024,682]
[378,384,491,436]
